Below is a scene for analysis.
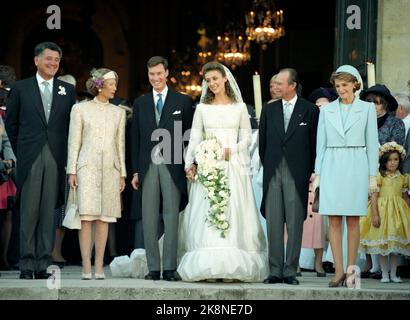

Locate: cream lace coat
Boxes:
[66,98,126,218]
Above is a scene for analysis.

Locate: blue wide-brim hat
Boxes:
[308,87,338,104]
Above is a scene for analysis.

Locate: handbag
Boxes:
[312,187,319,212]
[62,187,81,229]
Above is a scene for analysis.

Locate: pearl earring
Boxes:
[98,89,102,92]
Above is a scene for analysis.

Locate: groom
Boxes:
[131,56,193,281]
[259,68,319,285]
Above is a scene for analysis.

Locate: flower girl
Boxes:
[360,142,410,283]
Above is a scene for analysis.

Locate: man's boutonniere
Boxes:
[58,85,66,96]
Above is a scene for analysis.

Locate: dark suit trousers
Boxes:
[19,144,58,271]
[265,158,304,278]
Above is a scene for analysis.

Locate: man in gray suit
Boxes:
[259,68,319,285]
[6,42,76,279]
[131,56,193,281]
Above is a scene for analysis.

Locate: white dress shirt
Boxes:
[153,86,168,106]
[36,73,54,95]
[281,95,298,115]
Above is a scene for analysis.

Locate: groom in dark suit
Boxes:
[6,42,76,279]
[131,56,193,281]
[259,68,319,285]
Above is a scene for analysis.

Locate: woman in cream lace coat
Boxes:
[67,68,126,280]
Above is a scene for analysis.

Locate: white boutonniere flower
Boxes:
[58,86,66,96]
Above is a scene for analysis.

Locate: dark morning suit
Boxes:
[6,76,76,272]
[259,97,319,278]
[131,87,193,272]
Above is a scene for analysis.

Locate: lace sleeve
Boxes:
[230,103,252,154]
[402,173,409,193]
[184,104,204,169]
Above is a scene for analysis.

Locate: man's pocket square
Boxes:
[299,122,307,126]
[172,110,181,115]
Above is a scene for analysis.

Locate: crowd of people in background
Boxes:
[0,41,409,286]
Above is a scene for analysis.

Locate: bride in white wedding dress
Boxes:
[177,62,269,282]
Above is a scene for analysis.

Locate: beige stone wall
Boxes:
[377,0,410,94]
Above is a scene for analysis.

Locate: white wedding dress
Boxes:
[177,102,269,282]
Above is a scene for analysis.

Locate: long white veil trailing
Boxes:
[199,64,243,104]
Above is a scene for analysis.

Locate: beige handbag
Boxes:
[62,188,81,229]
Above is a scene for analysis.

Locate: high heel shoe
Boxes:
[81,272,92,280]
[95,273,105,280]
[328,274,346,287]
[316,270,327,277]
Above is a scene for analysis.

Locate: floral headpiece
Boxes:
[379,141,406,160]
[90,68,117,89]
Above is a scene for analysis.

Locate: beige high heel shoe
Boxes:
[95,273,105,280]
[81,272,92,280]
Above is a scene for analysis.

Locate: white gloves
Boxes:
[312,175,320,191]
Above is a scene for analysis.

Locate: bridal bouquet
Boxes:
[195,136,230,238]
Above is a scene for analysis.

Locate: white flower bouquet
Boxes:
[194,136,231,238]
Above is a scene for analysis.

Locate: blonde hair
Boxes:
[86,68,118,96]
[330,72,361,92]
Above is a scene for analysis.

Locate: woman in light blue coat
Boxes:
[313,65,379,287]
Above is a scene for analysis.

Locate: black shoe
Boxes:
[369,271,382,279]
[162,270,181,281]
[19,270,33,280]
[263,275,283,284]
[296,272,302,277]
[323,262,335,274]
[144,271,161,280]
[34,270,52,279]
[360,270,371,278]
[283,276,299,285]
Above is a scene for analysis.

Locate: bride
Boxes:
[177,62,268,282]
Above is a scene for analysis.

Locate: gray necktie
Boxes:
[156,93,164,115]
[283,101,292,131]
[43,81,52,121]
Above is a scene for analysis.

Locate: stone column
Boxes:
[377,0,410,93]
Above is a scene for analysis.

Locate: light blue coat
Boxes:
[314,97,379,216]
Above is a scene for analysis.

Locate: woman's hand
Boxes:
[312,175,320,191]
[371,214,381,228]
[185,164,197,181]
[120,177,126,192]
[223,148,231,161]
[68,174,78,189]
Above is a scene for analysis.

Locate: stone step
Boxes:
[1,266,409,300]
